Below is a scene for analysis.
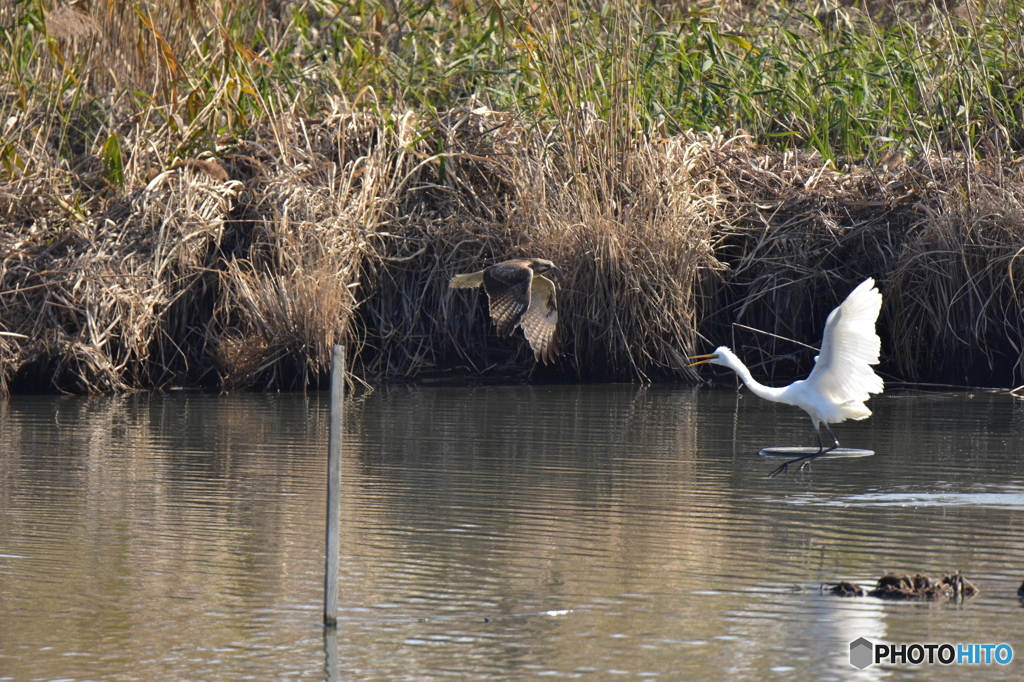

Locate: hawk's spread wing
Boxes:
[519,274,559,364]
[482,260,534,337]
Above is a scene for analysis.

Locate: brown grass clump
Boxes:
[692,145,1024,387]
[0,106,382,393]
[354,107,728,382]
[690,145,912,383]
[0,159,238,392]
[213,110,378,389]
[884,159,1024,384]
[3,101,1024,392]
[45,6,101,42]
[503,125,729,381]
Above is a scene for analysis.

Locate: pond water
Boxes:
[1,386,1024,681]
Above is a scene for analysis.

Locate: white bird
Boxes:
[688,278,884,477]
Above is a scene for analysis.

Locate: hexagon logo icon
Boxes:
[850,637,874,669]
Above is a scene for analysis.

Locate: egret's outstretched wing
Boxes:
[519,274,559,363]
[804,278,884,403]
[482,260,533,337]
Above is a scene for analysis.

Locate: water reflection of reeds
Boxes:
[3,389,1024,680]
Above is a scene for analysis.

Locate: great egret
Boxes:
[688,278,883,477]
[450,258,562,364]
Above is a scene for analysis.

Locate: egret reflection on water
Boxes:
[689,278,884,477]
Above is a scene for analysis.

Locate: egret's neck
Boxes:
[724,357,787,403]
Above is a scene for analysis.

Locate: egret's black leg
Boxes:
[767,454,811,478]
[820,423,840,454]
[766,424,840,478]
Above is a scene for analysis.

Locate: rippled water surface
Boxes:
[2,387,1024,681]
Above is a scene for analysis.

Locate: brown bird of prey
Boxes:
[450,258,561,364]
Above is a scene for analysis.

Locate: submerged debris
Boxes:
[824,581,866,597]
[825,572,979,600]
[867,571,978,601]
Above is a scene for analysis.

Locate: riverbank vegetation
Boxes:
[2,0,1024,393]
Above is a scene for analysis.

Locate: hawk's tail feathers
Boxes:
[449,271,485,288]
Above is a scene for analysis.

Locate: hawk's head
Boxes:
[527,258,561,277]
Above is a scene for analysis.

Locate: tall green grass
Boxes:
[307,0,1024,161]
[4,0,1024,181]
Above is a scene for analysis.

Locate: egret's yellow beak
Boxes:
[687,353,719,367]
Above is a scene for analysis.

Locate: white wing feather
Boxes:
[803,278,884,406]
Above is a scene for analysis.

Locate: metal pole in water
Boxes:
[324,345,344,627]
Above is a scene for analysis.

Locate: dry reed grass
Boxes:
[353,102,731,382]
[0,156,238,392]
[213,109,381,389]
[695,144,1024,387]
[884,158,1024,384]
[3,100,1024,392]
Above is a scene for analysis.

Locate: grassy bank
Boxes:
[2,1,1024,392]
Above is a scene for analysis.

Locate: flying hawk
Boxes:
[450,258,561,364]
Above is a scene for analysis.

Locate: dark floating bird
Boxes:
[450,257,561,364]
[688,278,884,477]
